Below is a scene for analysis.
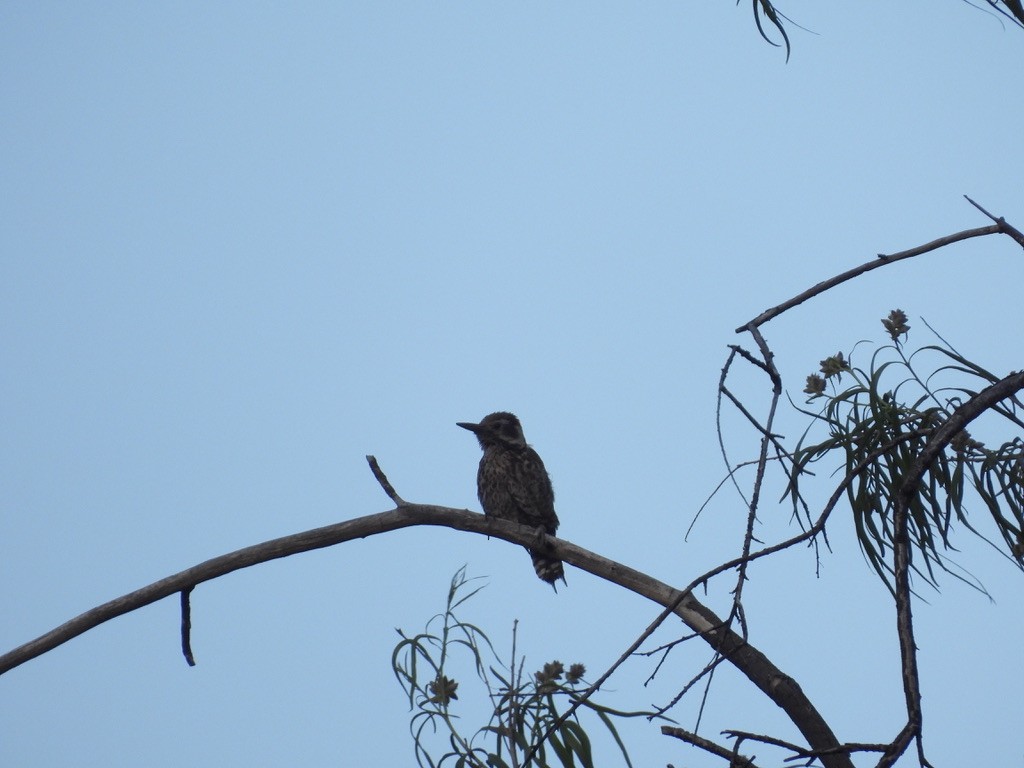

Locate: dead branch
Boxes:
[737,224,998,331]
[661,725,757,767]
[723,729,889,761]
[0,494,849,766]
[366,454,407,505]
[965,196,1024,248]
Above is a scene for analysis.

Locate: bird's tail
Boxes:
[529,550,566,589]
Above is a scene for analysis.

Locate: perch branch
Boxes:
[0,499,848,766]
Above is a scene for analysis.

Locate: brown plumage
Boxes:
[457,412,565,588]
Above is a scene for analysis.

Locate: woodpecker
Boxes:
[457,412,565,588]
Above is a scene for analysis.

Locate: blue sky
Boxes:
[2,3,1022,766]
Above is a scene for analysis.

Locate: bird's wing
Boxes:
[509,448,559,534]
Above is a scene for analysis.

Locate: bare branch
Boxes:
[661,725,757,766]
[1,503,463,675]
[738,225,999,331]
[741,204,1020,333]
[0,496,849,765]
[729,326,783,608]
[726,729,808,756]
[366,454,407,505]
[964,196,1024,248]
[724,729,889,760]
[180,587,195,667]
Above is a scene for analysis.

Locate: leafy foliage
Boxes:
[787,310,1024,592]
[749,0,791,60]
[749,2,1024,61]
[392,568,659,768]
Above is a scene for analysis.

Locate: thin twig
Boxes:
[661,725,758,767]
[720,385,785,444]
[655,650,731,716]
[738,225,999,331]
[366,454,407,505]
[724,729,890,760]
[728,325,782,623]
[686,456,784,541]
[728,343,774,374]
[650,428,934,724]
[728,729,807,757]
[665,323,784,733]
[964,195,1024,248]
[716,349,753,512]
[522,589,706,766]
[180,587,195,667]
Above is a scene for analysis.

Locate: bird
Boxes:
[456,412,565,588]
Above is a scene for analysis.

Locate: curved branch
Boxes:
[738,224,999,331]
[0,504,457,675]
[0,503,849,766]
[740,200,1022,333]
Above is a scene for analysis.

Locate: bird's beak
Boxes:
[456,421,483,433]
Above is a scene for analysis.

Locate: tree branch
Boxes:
[366,454,407,505]
[963,196,1024,248]
[880,370,1024,768]
[741,203,1020,332]
[0,501,850,766]
[661,725,757,767]
[737,224,998,331]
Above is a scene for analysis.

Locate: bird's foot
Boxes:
[532,526,563,559]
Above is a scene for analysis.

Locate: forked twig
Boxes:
[964,195,1024,247]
